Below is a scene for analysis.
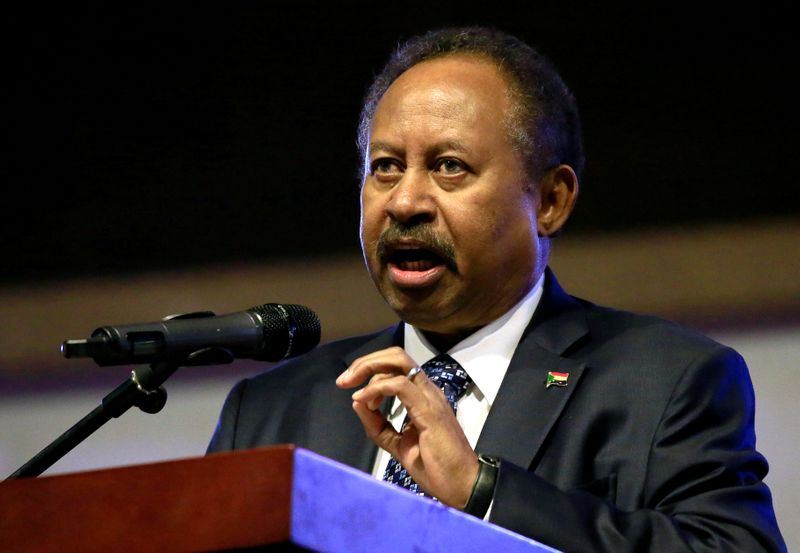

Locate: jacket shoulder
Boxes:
[582,299,734,358]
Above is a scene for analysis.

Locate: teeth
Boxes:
[397,259,435,271]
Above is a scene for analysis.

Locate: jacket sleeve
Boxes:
[488,347,786,553]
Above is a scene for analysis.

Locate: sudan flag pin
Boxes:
[546,371,569,388]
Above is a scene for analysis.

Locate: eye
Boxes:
[370,158,403,178]
[435,158,468,175]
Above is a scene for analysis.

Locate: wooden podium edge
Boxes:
[0,445,295,553]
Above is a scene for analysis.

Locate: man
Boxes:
[208,27,786,552]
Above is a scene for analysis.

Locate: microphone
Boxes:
[61,303,321,367]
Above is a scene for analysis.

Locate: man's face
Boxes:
[360,55,546,340]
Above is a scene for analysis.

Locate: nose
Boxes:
[385,169,436,225]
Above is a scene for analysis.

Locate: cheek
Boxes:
[444,205,501,273]
[359,193,384,250]
[456,198,537,267]
[359,190,375,232]
[452,194,530,246]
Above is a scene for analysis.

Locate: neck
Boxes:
[420,327,480,353]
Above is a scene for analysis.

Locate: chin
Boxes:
[382,295,432,325]
[387,300,460,336]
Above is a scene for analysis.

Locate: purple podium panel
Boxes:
[290,448,560,553]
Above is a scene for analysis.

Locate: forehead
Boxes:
[370,55,514,148]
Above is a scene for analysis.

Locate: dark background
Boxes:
[3,3,796,284]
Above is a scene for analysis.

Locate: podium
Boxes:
[0,445,559,552]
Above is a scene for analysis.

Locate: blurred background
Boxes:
[1,3,797,548]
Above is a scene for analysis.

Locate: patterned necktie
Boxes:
[382,353,472,496]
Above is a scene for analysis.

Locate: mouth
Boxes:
[381,243,451,288]
[385,246,444,271]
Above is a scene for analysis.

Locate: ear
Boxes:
[536,164,579,236]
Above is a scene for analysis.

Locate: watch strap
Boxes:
[464,453,500,518]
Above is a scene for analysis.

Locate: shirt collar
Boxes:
[403,273,545,406]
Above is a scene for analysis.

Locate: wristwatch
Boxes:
[464,453,500,518]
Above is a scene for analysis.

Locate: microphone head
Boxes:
[249,303,321,361]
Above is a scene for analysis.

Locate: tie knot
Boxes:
[422,354,472,409]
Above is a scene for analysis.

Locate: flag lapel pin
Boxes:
[546,371,570,388]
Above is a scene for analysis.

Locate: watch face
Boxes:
[479,454,501,468]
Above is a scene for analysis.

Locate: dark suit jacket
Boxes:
[207,269,786,552]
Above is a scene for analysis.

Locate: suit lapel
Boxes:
[304,324,403,473]
[476,269,589,469]
[476,342,585,469]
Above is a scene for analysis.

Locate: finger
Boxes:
[351,374,413,404]
[353,374,448,431]
[336,346,415,388]
[352,400,399,447]
[344,347,412,383]
[364,372,395,410]
[352,399,421,461]
[344,371,396,410]
[352,370,434,402]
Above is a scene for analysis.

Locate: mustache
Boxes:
[376,222,458,271]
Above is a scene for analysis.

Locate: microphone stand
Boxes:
[6,348,233,480]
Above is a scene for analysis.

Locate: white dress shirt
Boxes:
[370,273,546,492]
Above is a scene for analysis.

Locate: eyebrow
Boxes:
[435,140,471,154]
[368,141,402,156]
[368,140,472,156]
